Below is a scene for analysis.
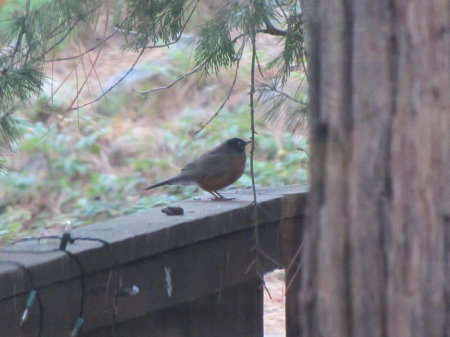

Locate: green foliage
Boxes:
[0,0,104,170]
[97,93,130,117]
[283,13,304,76]
[227,0,270,34]
[0,112,20,149]
[256,71,309,134]
[1,0,102,64]
[265,8,304,86]
[122,0,187,49]
[0,65,43,104]
[193,0,275,76]
[194,17,235,76]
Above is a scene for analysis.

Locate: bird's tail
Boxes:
[144,180,171,190]
[144,175,190,191]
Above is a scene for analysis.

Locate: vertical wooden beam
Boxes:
[282,216,304,337]
[300,0,450,335]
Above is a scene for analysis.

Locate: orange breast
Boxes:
[197,155,246,192]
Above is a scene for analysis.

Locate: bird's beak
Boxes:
[244,140,252,145]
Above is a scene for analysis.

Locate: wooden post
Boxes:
[300,0,450,336]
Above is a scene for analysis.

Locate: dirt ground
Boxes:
[264,270,286,336]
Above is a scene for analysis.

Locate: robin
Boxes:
[145,138,251,200]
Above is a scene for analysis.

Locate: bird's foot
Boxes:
[209,196,236,201]
[208,191,235,201]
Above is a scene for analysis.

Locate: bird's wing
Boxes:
[181,149,232,181]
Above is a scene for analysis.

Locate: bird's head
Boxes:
[225,138,251,153]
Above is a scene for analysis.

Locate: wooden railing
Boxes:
[0,185,307,337]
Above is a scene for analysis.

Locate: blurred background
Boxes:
[0,0,308,241]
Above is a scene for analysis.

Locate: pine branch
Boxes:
[67,42,104,113]
[256,78,308,134]
[133,65,201,97]
[249,33,257,206]
[258,83,305,105]
[194,41,246,134]
[123,0,193,50]
[47,30,118,62]
[6,0,31,69]
[258,17,286,36]
[69,48,146,111]
[194,17,236,77]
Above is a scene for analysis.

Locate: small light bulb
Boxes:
[20,289,37,326]
[65,219,74,232]
[20,309,30,326]
[116,285,140,297]
[69,317,85,337]
[59,220,74,251]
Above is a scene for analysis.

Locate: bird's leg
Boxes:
[208,191,221,200]
[208,191,235,201]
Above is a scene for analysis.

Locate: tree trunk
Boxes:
[299,0,450,336]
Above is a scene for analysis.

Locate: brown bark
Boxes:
[300,0,450,336]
